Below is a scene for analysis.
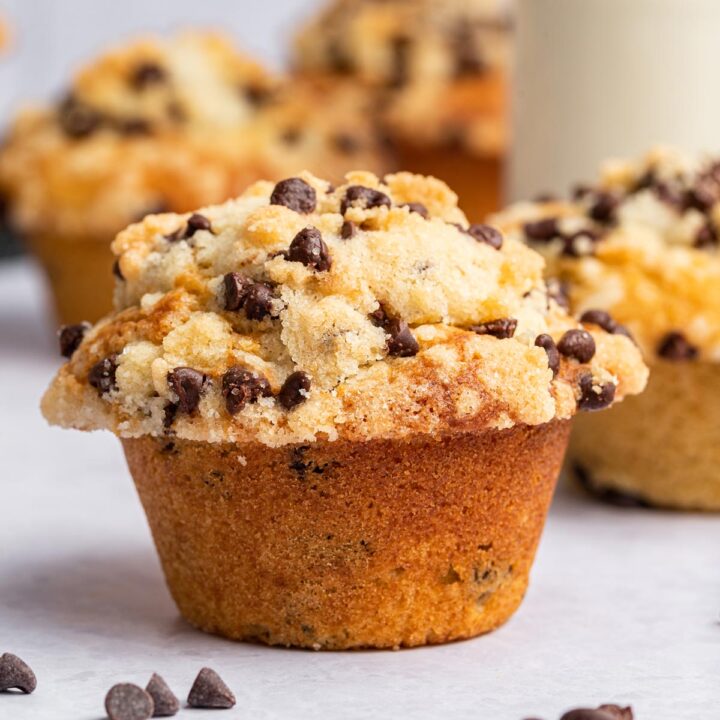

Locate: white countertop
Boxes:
[0,259,717,720]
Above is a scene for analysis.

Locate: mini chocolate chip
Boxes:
[167,367,207,414]
[657,331,698,361]
[560,709,617,720]
[340,220,357,240]
[278,371,311,410]
[385,318,420,357]
[222,367,272,415]
[58,95,102,139]
[163,402,178,429]
[558,329,596,363]
[523,218,559,242]
[333,133,361,154]
[577,373,616,412]
[288,227,332,271]
[222,272,252,311]
[187,668,235,709]
[270,178,317,214]
[113,259,124,281]
[145,673,179,717]
[340,186,392,215]
[684,183,715,213]
[89,355,118,395]
[466,223,503,249]
[402,202,429,218]
[130,62,167,90]
[244,283,276,321]
[105,683,154,720]
[695,221,717,248]
[185,213,212,237]
[0,653,37,693]
[588,191,619,224]
[389,35,412,89]
[59,322,90,358]
[471,318,517,339]
[535,334,560,376]
[579,309,617,333]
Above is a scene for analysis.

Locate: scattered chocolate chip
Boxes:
[597,704,634,720]
[385,318,420,357]
[333,133,361,154]
[130,62,167,90]
[0,653,37,693]
[574,464,649,508]
[579,309,617,334]
[340,186,392,215]
[657,331,698,361]
[222,272,252,311]
[222,367,272,415]
[577,373,616,411]
[88,355,118,395]
[588,191,619,224]
[465,223,503,249]
[113,259,124,281]
[167,367,207,414]
[560,708,618,720]
[389,35,412,88]
[546,278,570,310]
[695,221,718,248]
[287,227,332,272]
[59,322,90,358]
[535,334,560,376]
[244,282,277,321]
[105,683,154,720]
[524,218,559,242]
[278,371,312,410]
[471,318,517,339]
[270,178,317,214]
[340,220,357,240]
[145,673,179,717]
[401,202,429,219]
[58,95,102,139]
[558,329,596,363]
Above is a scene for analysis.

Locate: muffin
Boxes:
[293,0,511,221]
[0,33,387,325]
[494,147,720,510]
[42,171,646,649]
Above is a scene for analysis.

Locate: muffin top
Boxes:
[494,148,720,362]
[42,171,647,448]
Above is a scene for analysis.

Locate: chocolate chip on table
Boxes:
[523,218,559,242]
[657,331,699,361]
[130,62,167,90]
[534,334,561,377]
[270,178,317,214]
[471,318,518,339]
[560,708,621,720]
[340,186,392,215]
[577,373,616,411]
[244,282,277,321]
[222,272,252,312]
[0,653,37,693]
[187,668,235,710]
[288,227,332,272]
[385,318,420,357]
[58,95,103,139]
[340,220,357,240]
[401,202,429,219]
[104,683,154,720]
[89,355,118,395]
[596,704,634,719]
[222,367,272,415]
[465,223,503,250]
[558,329,596,363]
[167,367,207,414]
[58,322,90,358]
[278,371,312,410]
[145,673,179,717]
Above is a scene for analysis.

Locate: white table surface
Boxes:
[0,258,717,720]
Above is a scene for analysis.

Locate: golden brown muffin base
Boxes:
[122,420,570,649]
[27,232,114,325]
[569,362,720,511]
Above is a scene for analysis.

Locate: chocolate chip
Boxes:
[385,318,420,357]
[244,282,277,321]
[695,221,718,248]
[0,653,37,693]
[340,186,392,215]
[116,118,153,136]
[340,220,357,240]
[243,84,275,107]
[130,62,167,90]
[574,464,649,508]
[577,373,616,412]
[597,704,634,720]
[562,229,600,257]
[333,133,361,154]
[222,367,272,415]
[471,318,517,339]
[278,371,312,410]
[657,331,698,361]
[187,668,235,709]
[402,202,429,219]
[167,367,207,414]
[59,322,90,358]
[588,191,619,224]
[327,39,355,75]
[535,334,560,376]
[105,683,154,720]
[389,35,412,88]
[465,223,503,250]
[579,309,617,333]
[270,178,317,214]
[546,278,570,310]
[560,709,618,720]
[113,259,124,281]
[145,673,179,717]
[369,304,390,328]
[163,402,178,429]
[523,218,559,242]
[684,183,715,213]
[88,355,118,395]
[58,95,102,139]
[166,213,213,242]
[222,272,252,311]
[558,329,596,363]
[288,227,332,272]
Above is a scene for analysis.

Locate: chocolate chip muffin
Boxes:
[495,147,720,510]
[293,0,510,221]
[0,32,387,325]
[42,171,646,649]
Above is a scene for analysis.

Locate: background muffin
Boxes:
[495,147,720,510]
[42,170,647,649]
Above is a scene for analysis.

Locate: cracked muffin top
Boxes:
[494,148,720,363]
[42,171,647,447]
[0,33,386,239]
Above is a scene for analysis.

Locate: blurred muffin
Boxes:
[494,147,720,510]
[42,171,646,648]
[0,33,387,324]
[293,0,510,222]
